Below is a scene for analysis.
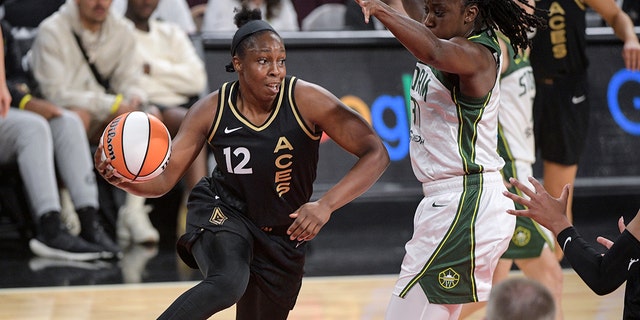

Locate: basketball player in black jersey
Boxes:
[95,5,389,320]
[531,0,640,261]
[505,177,640,319]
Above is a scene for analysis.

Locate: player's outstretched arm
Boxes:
[354,0,494,78]
[506,177,640,295]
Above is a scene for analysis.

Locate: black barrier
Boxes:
[201,30,640,198]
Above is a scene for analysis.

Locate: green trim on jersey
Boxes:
[455,91,489,175]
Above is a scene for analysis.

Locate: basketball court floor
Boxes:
[0,271,625,319]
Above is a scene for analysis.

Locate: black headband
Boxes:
[225,20,278,72]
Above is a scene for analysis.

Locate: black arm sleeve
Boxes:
[557,227,640,295]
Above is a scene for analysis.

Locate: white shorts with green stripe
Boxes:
[392,171,515,305]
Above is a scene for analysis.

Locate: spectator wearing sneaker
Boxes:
[28,0,161,246]
[116,194,159,245]
[0,19,120,261]
[122,0,210,239]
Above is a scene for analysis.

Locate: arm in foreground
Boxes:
[505,177,640,295]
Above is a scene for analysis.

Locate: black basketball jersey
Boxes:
[530,0,588,78]
[206,76,322,227]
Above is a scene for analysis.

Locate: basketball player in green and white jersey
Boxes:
[460,3,565,318]
[355,0,545,318]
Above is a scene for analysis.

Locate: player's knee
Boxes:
[201,274,248,307]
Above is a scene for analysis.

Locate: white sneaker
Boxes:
[117,202,159,246]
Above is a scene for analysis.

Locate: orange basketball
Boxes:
[100,111,171,183]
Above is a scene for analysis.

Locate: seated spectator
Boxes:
[485,277,556,320]
[124,0,209,207]
[202,0,299,32]
[0,20,120,261]
[111,0,197,34]
[29,0,161,246]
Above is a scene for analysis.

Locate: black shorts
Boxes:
[177,176,307,310]
[533,74,590,165]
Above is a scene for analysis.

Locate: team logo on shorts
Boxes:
[438,268,460,289]
[512,226,531,247]
[209,207,228,225]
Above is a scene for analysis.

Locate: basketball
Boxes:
[100,111,171,183]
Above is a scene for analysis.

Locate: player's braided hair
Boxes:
[467,0,546,53]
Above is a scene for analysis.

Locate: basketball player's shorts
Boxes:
[500,160,555,259]
[534,72,590,165]
[392,172,515,304]
[177,176,306,309]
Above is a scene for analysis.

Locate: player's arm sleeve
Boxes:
[559,227,640,295]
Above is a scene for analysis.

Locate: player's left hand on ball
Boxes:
[287,201,332,242]
[94,143,126,185]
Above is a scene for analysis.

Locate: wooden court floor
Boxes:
[0,270,624,320]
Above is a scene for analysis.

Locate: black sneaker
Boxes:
[30,212,114,261]
[76,207,122,259]
[80,221,122,259]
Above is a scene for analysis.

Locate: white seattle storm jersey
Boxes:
[408,31,505,183]
[498,39,536,165]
